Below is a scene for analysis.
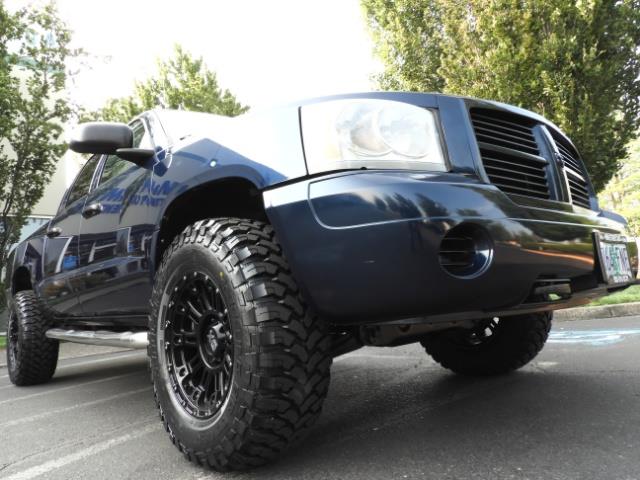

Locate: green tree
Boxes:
[86,45,248,123]
[0,1,75,287]
[599,136,640,237]
[362,0,640,191]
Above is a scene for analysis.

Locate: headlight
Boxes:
[300,99,447,174]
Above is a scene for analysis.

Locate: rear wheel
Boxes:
[7,290,59,386]
[149,218,332,470]
[421,312,552,376]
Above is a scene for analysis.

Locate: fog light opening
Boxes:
[438,223,493,279]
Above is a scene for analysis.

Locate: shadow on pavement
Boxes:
[230,368,639,479]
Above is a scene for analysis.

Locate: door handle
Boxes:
[46,227,62,238]
[82,203,103,219]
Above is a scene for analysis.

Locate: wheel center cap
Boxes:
[207,328,219,353]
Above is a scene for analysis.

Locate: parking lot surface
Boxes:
[2,316,640,480]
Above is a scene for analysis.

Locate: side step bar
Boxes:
[45,329,149,349]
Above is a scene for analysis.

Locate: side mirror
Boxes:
[69,122,133,154]
[116,147,155,165]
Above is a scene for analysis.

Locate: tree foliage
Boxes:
[599,135,640,237]
[85,45,248,123]
[0,1,75,279]
[361,0,640,191]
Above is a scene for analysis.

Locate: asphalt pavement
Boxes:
[2,316,640,480]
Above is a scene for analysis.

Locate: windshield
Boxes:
[155,110,232,144]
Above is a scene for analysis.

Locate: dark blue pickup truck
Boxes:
[4,92,638,470]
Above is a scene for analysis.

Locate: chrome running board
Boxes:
[45,328,148,349]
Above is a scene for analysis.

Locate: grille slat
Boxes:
[477,142,548,164]
[567,178,590,202]
[567,176,586,188]
[569,186,589,195]
[481,154,547,171]
[475,132,539,155]
[490,181,550,198]
[474,126,539,149]
[487,172,549,189]
[558,152,582,172]
[471,113,534,135]
[472,118,537,142]
[568,190,589,201]
[568,182,589,194]
[471,109,551,200]
[565,167,586,182]
[571,193,590,204]
[483,160,547,177]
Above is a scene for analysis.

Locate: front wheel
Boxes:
[421,312,552,376]
[7,291,59,386]
[148,218,332,471]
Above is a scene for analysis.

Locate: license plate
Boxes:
[594,232,634,285]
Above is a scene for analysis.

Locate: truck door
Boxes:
[76,118,154,318]
[38,155,101,317]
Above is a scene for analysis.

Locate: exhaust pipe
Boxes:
[45,329,148,349]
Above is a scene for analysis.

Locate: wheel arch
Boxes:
[12,265,33,295]
[153,176,268,270]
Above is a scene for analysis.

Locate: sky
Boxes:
[9,0,382,110]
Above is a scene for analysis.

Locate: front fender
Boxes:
[3,246,17,301]
[150,105,307,226]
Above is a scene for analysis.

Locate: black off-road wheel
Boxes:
[149,218,332,471]
[421,312,552,376]
[7,290,59,386]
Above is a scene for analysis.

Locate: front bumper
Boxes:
[263,170,638,325]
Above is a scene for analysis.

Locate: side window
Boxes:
[99,155,133,186]
[146,114,168,148]
[98,120,151,186]
[64,155,100,208]
[131,120,152,149]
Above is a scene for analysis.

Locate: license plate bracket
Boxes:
[594,232,634,286]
